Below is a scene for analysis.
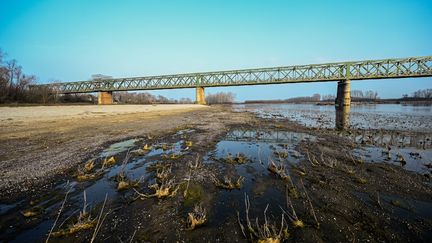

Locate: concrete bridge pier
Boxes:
[336,105,350,130]
[335,79,351,130]
[335,79,351,107]
[98,91,113,105]
[196,86,206,105]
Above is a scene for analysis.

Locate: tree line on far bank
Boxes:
[247,88,432,104]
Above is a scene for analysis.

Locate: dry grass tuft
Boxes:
[187,204,207,230]
[76,173,101,181]
[22,209,39,218]
[212,176,244,190]
[116,175,139,191]
[51,191,96,238]
[134,179,179,199]
[237,194,289,243]
[274,150,288,159]
[84,159,95,172]
[143,144,152,150]
[268,159,291,182]
[186,141,193,147]
[281,186,305,229]
[102,156,116,167]
[225,153,248,164]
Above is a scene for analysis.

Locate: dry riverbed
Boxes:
[0,104,431,242]
[0,104,211,197]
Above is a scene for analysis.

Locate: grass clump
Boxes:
[212,176,244,190]
[116,173,139,191]
[102,156,116,167]
[281,186,305,229]
[52,212,96,237]
[225,153,249,164]
[134,179,180,199]
[268,159,291,182]
[21,207,42,218]
[84,159,95,172]
[51,191,96,238]
[237,194,289,243]
[185,141,193,147]
[187,204,207,230]
[274,150,289,159]
[143,144,152,150]
[76,172,102,181]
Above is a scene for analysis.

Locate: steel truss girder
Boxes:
[34,56,432,94]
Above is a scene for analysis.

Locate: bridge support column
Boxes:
[335,79,351,107]
[336,105,350,130]
[335,79,351,130]
[98,91,113,105]
[196,86,206,105]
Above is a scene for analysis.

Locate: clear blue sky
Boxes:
[1,0,431,101]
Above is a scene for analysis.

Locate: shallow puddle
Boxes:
[99,138,141,157]
[350,130,432,175]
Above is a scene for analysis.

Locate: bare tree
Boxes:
[351,90,364,98]
[412,89,432,99]
[114,91,186,104]
[0,50,40,103]
[321,94,336,101]
[206,92,236,104]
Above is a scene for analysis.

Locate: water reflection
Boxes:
[234,103,432,131]
[336,105,350,130]
[225,129,316,143]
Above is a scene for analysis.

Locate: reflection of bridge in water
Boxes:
[224,129,316,143]
[224,128,431,149]
[350,130,432,149]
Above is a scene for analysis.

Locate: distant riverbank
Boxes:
[242,98,432,106]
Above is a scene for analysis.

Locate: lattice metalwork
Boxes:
[33,56,432,94]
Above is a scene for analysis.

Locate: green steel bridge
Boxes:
[33,56,432,105]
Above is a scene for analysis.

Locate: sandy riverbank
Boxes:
[0,104,207,123]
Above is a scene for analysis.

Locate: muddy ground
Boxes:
[0,105,431,242]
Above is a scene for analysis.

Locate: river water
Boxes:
[233,103,432,132]
[233,103,432,176]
